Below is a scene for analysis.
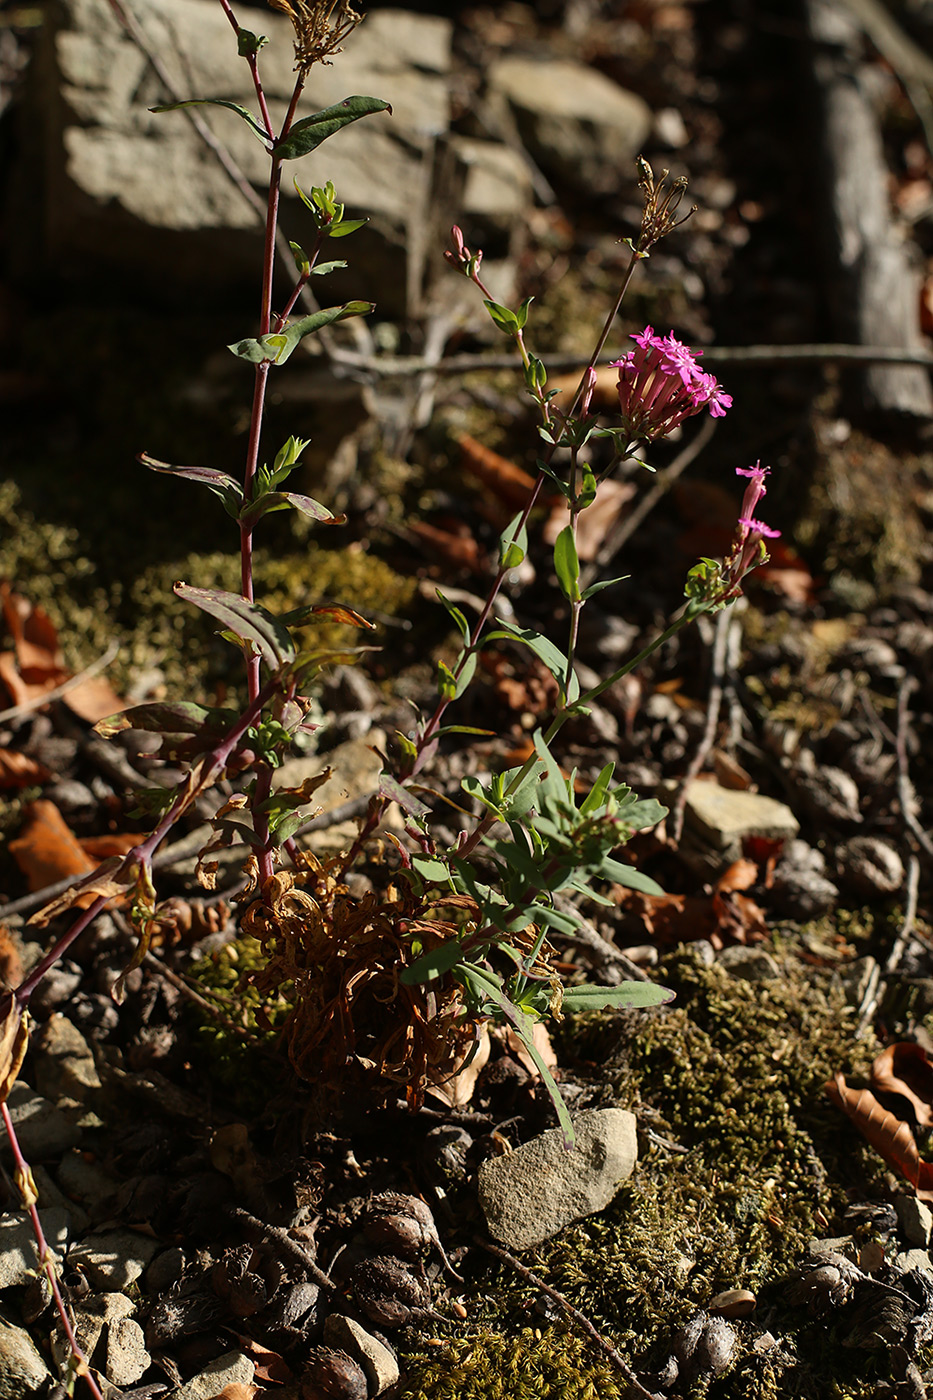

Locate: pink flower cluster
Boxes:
[611,326,732,441]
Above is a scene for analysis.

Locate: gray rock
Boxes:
[68,1228,161,1290]
[27,0,452,310]
[170,1350,256,1400]
[448,135,534,231]
[50,1292,133,1378]
[478,1107,637,1250]
[145,1245,186,1294]
[487,55,651,195]
[0,1209,70,1288]
[324,1314,399,1395]
[896,1197,933,1248]
[683,780,799,857]
[894,1248,933,1275]
[718,946,781,983]
[2,1081,82,1160]
[0,1311,50,1397]
[56,1147,120,1208]
[33,1013,102,1108]
[106,1315,150,1387]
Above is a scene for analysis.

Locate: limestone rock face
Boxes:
[478,1107,637,1250]
[487,56,651,195]
[25,0,452,306]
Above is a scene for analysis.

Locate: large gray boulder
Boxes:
[23,0,452,308]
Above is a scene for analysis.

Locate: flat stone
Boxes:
[68,1228,161,1290]
[718,946,781,983]
[487,55,651,195]
[275,732,390,850]
[55,1147,120,1208]
[51,1293,134,1377]
[33,1014,102,1107]
[171,1350,256,1400]
[106,1315,150,1387]
[895,1248,933,1274]
[2,1081,82,1160]
[0,1311,50,1397]
[325,1314,399,1395]
[478,1107,637,1251]
[449,135,534,227]
[683,780,799,854]
[0,1209,70,1288]
[896,1197,933,1248]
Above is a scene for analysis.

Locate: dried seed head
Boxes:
[302,1347,368,1400]
[267,0,362,74]
[350,1254,429,1327]
[635,157,695,253]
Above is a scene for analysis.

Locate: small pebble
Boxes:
[708,1288,756,1319]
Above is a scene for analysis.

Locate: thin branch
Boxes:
[473,1234,658,1399]
[670,605,742,846]
[856,852,920,1035]
[896,677,933,858]
[0,641,120,725]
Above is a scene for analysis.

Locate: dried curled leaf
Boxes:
[28,856,133,927]
[0,999,29,1104]
[871,1043,933,1128]
[826,1072,933,1200]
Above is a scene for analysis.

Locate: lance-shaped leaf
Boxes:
[379,773,429,818]
[174,584,295,669]
[239,490,345,527]
[560,982,675,1012]
[274,95,392,160]
[228,302,373,365]
[150,97,270,145]
[95,700,221,739]
[140,454,244,517]
[401,940,464,986]
[488,620,579,703]
[278,601,374,629]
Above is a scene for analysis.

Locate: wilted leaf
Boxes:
[0,928,23,990]
[0,750,51,788]
[9,800,96,897]
[459,433,539,513]
[871,1043,933,1129]
[28,857,133,927]
[0,999,29,1104]
[826,1072,933,1200]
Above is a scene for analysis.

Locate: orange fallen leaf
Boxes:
[0,749,51,789]
[9,799,96,896]
[871,1043,933,1129]
[79,833,141,860]
[0,927,24,990]
[826,1072,933,1200]
[0,584,124,720]
[459,433,538,512]
[407,520,483,575]
[60,672,127,725]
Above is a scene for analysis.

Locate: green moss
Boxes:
[403,1326,629,1400]
[398,945,896,1399]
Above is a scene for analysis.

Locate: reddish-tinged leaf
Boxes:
[9,800,96,896]
[1,583,62,676]
[871,1043,933,1129]
[459,433,538,512]
[28,857,133,927]
[826,1072,933,1200]
[0,749,51,789]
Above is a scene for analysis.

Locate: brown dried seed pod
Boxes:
[709,1288,757,1319]
[350,1254,429,1328]
[695,1317,736,1373]
[301,1347,368,1400]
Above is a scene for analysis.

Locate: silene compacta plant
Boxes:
[1,0,781,1174]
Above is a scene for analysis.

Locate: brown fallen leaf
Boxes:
[428,1026,492,1108]
[0,998,29,1104]
[27,857,134,927]
[79,833,142,861]
[826,1072,933,1200]
[871,1043,933,1129]
[543,478,637,561]
[407,519,483,575]
[0,749,51,789]
[0,584,125,721]
[235,1334,294,1386]
[0,927,24,990]
[459,433,538,512]
[9,799,96,896]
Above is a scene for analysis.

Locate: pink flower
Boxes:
[611,327,731,441]
[735,462,770,521]
[739,517,780,539]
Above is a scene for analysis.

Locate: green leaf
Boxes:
[411,854,451,882]
[499,512,528,572]
[378,774,429,818]
[239,490,343,527]
[400,940,463,985]
[578,462,598,510]
[561,981,675,1012]
[310,260,348,276]
[174,584,295,669]
[139,454,243,518]
[553,525,581,602]
[436,589,471,644]
[580,575,628,601]
[93,700,220,739]
[274,95,392,159]
[228,302,373,365]
[515,296,534,330]
[433,724,495,739]
[237,28,268,56]
[599,859,664,896]
[328,219,367,238]
[488,620,579,703]
[483,300,519,334]
[289,240,310,276]
[150,97,269,144]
